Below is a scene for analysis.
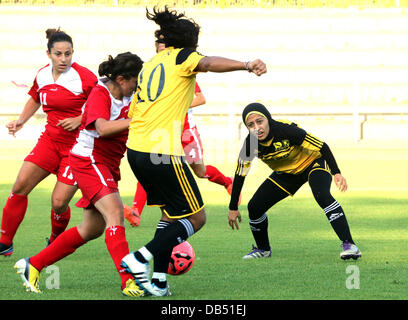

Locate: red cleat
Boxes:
[123,204,141,227]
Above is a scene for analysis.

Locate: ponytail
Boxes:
[98,52,143,81]
[46,27,73,51]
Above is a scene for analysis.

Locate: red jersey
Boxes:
[182,82,201,132]
[28,62,97,143]
[70,78,131,180]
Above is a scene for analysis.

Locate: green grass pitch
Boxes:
[0,140,407,300]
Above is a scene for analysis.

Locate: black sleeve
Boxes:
[320,142,341,175]
[228,135,255,210]
[229,174,245,211]
[176,48,196,65]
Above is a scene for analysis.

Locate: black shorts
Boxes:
[269,157,331,196]
[127,149,204,218]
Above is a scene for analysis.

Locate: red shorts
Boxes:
[24,130,76,186]
[69,153,118,209]
[181,125,203,164]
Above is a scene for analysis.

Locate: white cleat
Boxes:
[340,241,362,260]
[146,283,171,297]
[121,252,154,295]
[14,258,41,293]
[242,245,272,259]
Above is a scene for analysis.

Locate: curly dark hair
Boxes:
[146,6,200,50]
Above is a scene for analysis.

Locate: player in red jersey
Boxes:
[0,28,97,257]
[124,41,236,227]
[14,52,145,296]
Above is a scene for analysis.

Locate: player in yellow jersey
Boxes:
[121,6,267,297]
[227,103,361,261]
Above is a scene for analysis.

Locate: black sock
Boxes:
[146,219,195,273]
[134,251,148,264]
[151,275,167,289]
[152,279,167,289]
[309,171,355,245]
[152,220,172,273]
[249,213,271,251]
[324,201,354,244]
[154,220,171,238]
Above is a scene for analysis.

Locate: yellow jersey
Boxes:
[236,120,324,176]
[127,47,205,156]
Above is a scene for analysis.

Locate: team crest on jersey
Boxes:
[273,139,290,152]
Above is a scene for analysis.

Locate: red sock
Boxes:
[204,165,232,187]
[49,207,71,244]
[30,226,86,272]
[105,225,133,289]
[0,193,28,246]
[132,182,147,216]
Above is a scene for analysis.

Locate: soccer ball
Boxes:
[168,241,195,276]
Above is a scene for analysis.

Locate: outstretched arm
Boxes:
[195,56,267,76]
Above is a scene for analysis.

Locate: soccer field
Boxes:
[0,3,407,304]
[0,139,407,301]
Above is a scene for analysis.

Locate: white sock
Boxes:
[139,246,153,261]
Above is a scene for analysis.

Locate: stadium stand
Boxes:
[0,1,407,142]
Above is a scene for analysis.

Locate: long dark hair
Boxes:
[146,6,200,50]
[45,27,73,51]
[98,52,143,81]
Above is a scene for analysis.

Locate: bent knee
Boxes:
[312,190,335,209]
[77,224,105,242]
[247,198,265,220]
[192,167,206,178]
[188,209,206,232]
[12,179,33,196]
[51,198,70,214]
[195,172,206,179]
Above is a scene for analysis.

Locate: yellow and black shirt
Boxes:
[230,119,341,210]
[236,120,327,176]
[127,47,205,156]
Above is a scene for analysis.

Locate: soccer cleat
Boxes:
[242,245,272,259]
[121,278,145,297]
[145,283,171,297]
[121,252,153,295]
[0,242,13,257]
[123,204,141,227]
[340,241,362,260]
[14,258,41,293]
[226,177,242,206]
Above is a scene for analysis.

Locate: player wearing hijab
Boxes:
[228,103,361,261]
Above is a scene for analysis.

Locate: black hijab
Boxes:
[238,103,276,160]
[242,102,274,142]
